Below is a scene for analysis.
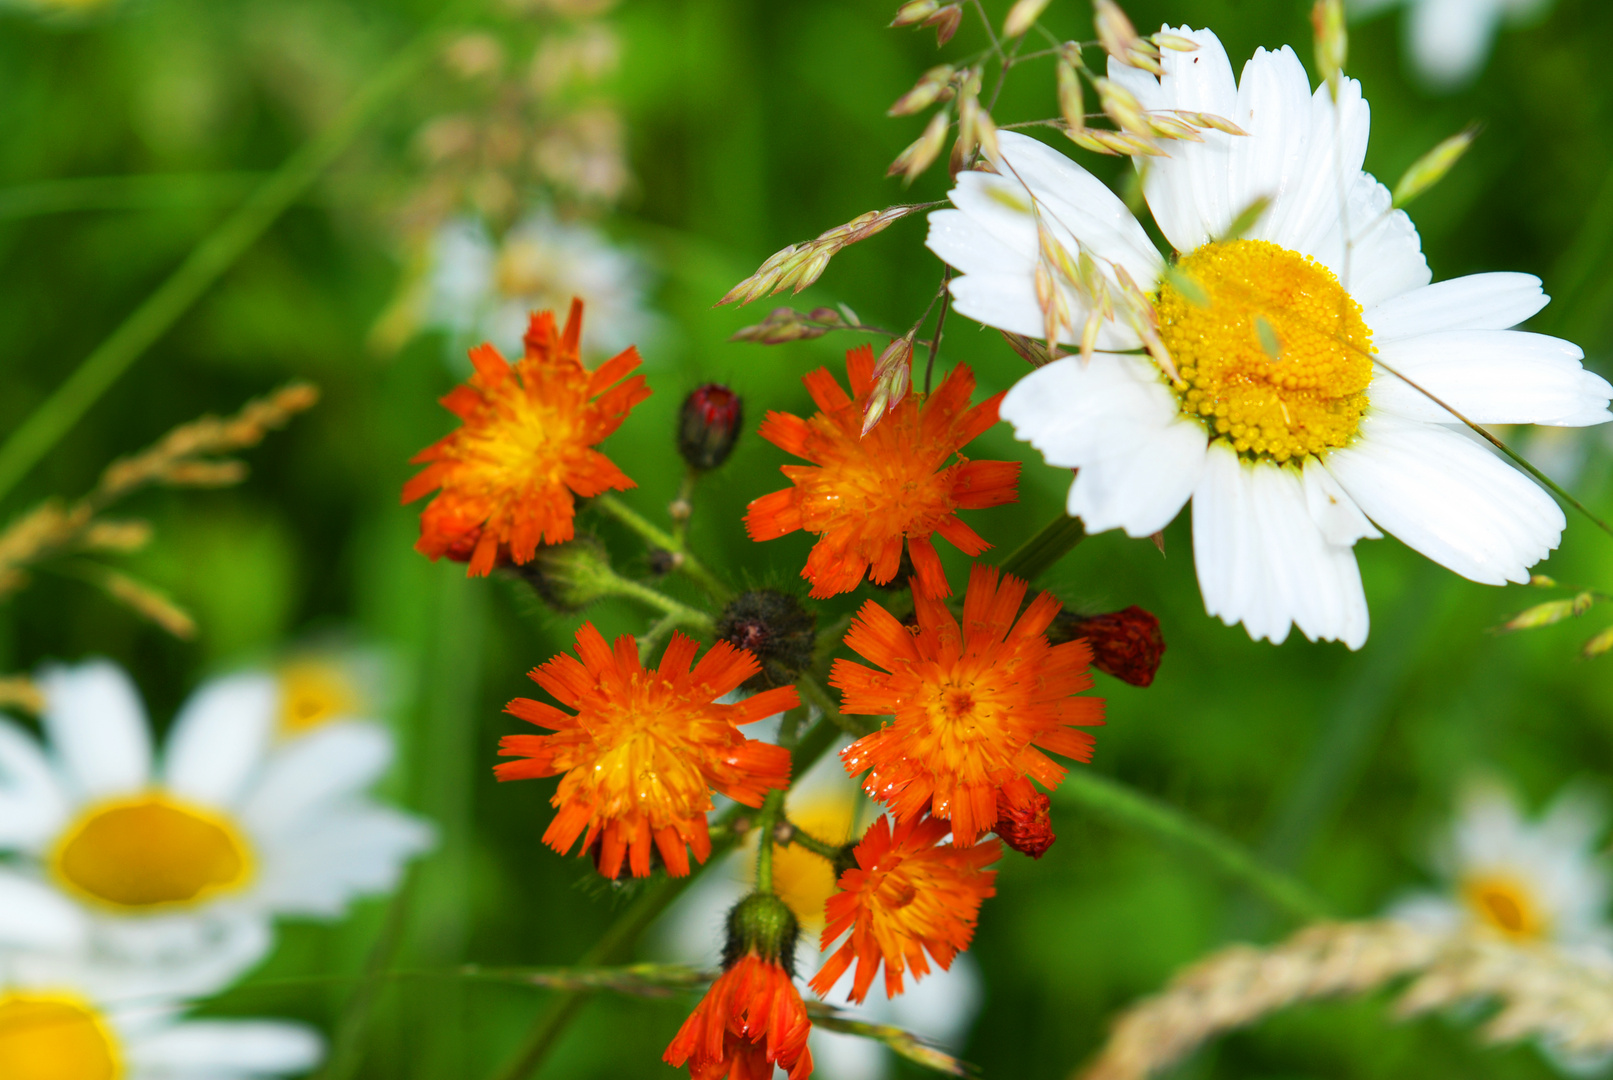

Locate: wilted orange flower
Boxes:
[403,299,650,577]
[833,563,1104,846]
[745,345,1018,599]
[810,815,998,1004]
[496,625,795,879]
[664,954,813,1080]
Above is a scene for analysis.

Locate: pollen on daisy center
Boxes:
[1461,874,1549,940]
[52,795,253,910]
[1156,239,1374,463]
[0,994,121,1080]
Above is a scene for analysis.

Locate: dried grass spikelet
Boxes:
[0,674,45,714]
[719,205,928,306]
[1076,920,1613,1080]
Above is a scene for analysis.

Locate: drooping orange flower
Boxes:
[832,562,1104,846]
[496,626,795,879]
[403,299,650,577]
[745,345,1018,599]
[664,953,814,1080]
[810,815,998,1004]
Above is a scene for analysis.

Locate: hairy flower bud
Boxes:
[1049,604,1166,687]
[992,789,1055,858]
[678,384,744,471]
[510,533,614,613]
[723,892,801,971]
[716,589,817,691]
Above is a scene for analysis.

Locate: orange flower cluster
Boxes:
[833,563,1105,845]
[811,814,998,1003]
[745,345,1019,598]
[403,299,649,576]
[496,625,795,878]
[664,952,814,1080]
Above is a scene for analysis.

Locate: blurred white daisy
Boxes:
[658,748,984,1079]
[274,644,392,741]
[0,978,322,1080]
[426,208,652,361]
[0,660,433,990]
[1351,0,1554,89]
[1389,778,1612,947]
[926,26,1612,650]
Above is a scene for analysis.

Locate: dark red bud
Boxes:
[993,791,1055,858]
[1052,605,1165,687]
[678,384,744,471]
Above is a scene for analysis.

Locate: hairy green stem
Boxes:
[780,819,844,862]
[753,790,785,894]
[0,14,453,508]
[593,493,731,601]
[636,612,682,665]
[600,570,714,636]
[1054,770,1332,923]
[998,513,1088,583]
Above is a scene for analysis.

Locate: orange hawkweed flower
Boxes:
[832,563,1104,846]
[403,299,650,577]
[664,953,814,1080]
[496,626,796,879]
[810,815,998,1004]
[745,345,1018,599]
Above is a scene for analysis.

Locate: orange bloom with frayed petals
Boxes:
[664,954,814,1080]
[403,299,650,576]
[496,626,795,879]
[811,815,998,1003]
[832,563,1104,846]
[746,345,1018,598]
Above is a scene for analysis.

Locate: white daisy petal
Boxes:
[1227,45,1315,235]
[38,659,151,799]
[0,718,70,851]
[0,868,87,950]
[125,1019,325,1074]
[238,721,397,839]
[1262,77,1371,258]
[1408,0,1506,88]
[1366,272,1550,340]
[1302,456,1381,545]
[254,803,434,917]
[1193,444,1274,640]
[163,673,278,809]
[1000,353,1206,537]
[1309,171,1431,309]
[1326,413,1564,585]
[1369,330,1613,427]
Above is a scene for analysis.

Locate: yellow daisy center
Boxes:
[1461,874,1549,940]
[52,795,254,910]
[278,659,358,735]
[1156,239,1375,463]
[0,994,121,1080]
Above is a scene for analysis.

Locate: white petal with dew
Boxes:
[1366,272,1549,340]
[0,718,69,851]
[1326,413,1564,585]
[163,673,278,809]
[38,659,151,800]
[239,721,396,840]
[1000,353,1206,537]
[1369,330,1613,427]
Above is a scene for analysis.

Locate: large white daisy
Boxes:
[926,26,1612,649]
[0,660,433,993]
[0,977,322,1080]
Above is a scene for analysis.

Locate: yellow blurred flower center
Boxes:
[0,994,121,1080]
[52,795,253,910]
[760,792,857,934]
[279,660,358,735]
[1461,875,1548,940]
[1156,239,1374,463]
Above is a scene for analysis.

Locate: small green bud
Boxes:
[723,892,800,971]
[512,533,614,613]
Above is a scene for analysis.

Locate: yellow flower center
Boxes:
[0,994,121,1080]
[1461,875,1549,940]
[52,795,254,910]
[1156,239,1374,463]
[278,659,358,735]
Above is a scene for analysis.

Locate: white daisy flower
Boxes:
[427,208,653,362]
[273,644,393,741]
[1351,0,1554,89]
[925,26,1612,650]
[1388,777,1612,947]
[0,659,434,991]
[0,979,322,1080]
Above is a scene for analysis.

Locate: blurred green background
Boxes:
[3,0,1613,1076]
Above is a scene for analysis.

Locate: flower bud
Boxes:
[723,892,801,971]
[1049,604,1165,687]
[716,589,817,692]
[510,533,614,613]
[992,790,1055,858]
[678,384,744,471]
